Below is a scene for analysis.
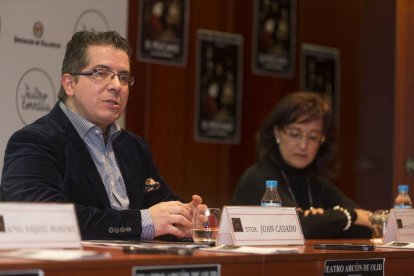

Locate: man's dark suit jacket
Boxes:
[0,103,180,240]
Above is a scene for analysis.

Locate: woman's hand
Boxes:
[354,208,373,227]
[303,207,325,217]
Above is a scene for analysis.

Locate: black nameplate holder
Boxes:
[323,258,384,276]
[0,270,44,276]
[132,264,220,276]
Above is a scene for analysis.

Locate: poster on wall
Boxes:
[300,43,340,112]
[137,0,189,66]
[252,0,296,78]
[194,29,243,144]
[0,0,128,177]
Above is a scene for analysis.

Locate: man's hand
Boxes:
[186,195,203,214]
[149,195,203,238]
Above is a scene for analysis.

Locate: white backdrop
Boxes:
[0,0,128,176]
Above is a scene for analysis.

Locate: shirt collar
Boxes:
[59,101,122,139]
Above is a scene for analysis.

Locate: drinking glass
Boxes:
[191,207,221,245]
[370,209,389,244]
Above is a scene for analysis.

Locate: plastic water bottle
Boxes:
[394,184,413,209]
[261,180,282,207]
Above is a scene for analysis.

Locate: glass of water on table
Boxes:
[191,206,221,245]
[370,209,389,245]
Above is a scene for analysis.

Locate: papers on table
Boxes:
[82,240,300,255]
[82,240,211,256]
[377,241,414,250]
[200,245,300,254]
[82,240,209,249]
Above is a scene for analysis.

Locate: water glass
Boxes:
[370,209,389,244]
[191,207,221,245]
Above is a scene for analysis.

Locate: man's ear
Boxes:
[61,74,75,96]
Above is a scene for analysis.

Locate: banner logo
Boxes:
[33,21,44,38]
[14,20,61,49]
[16,68,56,125]
[74,9,110,32]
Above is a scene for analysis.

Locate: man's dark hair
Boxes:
[58,31,132,102]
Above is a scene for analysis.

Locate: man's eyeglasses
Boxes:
[71,68,134,86]
[282,128,325,145]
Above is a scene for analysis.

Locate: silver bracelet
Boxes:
[333,205,352,231]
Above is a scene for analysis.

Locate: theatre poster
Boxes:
[137,0,189,66]
[252,0,297,78]
[300,43,341,113]
[194,30,243,144]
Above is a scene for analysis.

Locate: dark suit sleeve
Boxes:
[299,211,371,239]
[299,180,370,239]
[0,128,143,240]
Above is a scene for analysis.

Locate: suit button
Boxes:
[126,227,132,232]
[114,227,119,233]
[120,227,125,233]
[108,227,114,233]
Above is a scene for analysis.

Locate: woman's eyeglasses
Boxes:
[282,128,325,145]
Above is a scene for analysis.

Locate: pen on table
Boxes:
[122,246,193,256]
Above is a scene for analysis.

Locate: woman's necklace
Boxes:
[280,169,313,208]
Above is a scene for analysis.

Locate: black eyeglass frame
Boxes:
[70,68,134,86]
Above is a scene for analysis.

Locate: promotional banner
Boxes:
[300,43,340,112]
[0,0,128,176]
[137,0,189,66]
[194,29,243,144]
[252,0,296,78]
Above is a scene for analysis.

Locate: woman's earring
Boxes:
[276,138,280,144]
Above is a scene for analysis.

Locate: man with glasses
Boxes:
[0,31,203,241]
[231,91,373,239]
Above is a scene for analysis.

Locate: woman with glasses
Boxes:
[231,91,372,238]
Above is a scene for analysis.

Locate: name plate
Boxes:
[0,270,44,276]
[323,258,384,276]
[216,206,304,246]
[132,264,220,276]
[0,203,81,249]
[384,208,414,243]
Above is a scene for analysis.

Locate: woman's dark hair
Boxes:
[256,91,339,180]
[58,31,132,102]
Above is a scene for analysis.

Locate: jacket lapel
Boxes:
[50,104,112,208]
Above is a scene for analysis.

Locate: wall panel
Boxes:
[126,0,395,209]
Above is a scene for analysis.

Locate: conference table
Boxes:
[0,240,413,275]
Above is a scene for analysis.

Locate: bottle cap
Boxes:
[398,184,409,193]
[266,180,278,188]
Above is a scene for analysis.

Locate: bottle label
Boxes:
[261,202,282,207]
